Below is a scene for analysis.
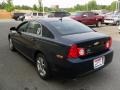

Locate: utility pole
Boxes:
[38,0,42,12]
[116,0,120,11]
[119,0,120,11]
[38,0,44,16]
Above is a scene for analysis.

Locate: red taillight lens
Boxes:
[68,44,85,58]
[105,37,112,49]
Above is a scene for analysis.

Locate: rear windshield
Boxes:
[33,13,37,16]
[72,12,83,16]
[50,20,93,35]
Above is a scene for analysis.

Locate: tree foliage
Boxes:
[4,0,14,12]
[0,0,118,12]
[33,4,38,11]
[38,0,42,12]
[109,1,117,11]
[87,0,97,10]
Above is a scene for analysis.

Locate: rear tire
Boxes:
[105,23,109,25]
[36,53,51,80]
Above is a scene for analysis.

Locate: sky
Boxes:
[0,0,116,8]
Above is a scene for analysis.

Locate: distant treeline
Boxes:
[0,0,118,12]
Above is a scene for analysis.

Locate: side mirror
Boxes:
[10,27,16,31]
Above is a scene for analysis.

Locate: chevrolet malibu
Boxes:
[8,18,113,80]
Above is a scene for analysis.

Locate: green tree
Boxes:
[33,4,38,11]
[87,0,97,10]
[109,1,116,11]
[4,0,14,12]
[0,1,6,9]
[21,5,32,10]
[15,5,22,9]
[38,0,42,12]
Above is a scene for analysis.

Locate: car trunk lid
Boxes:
[62,32,110,57]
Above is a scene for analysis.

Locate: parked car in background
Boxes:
[48,11,71,17]
[70,11,104,27]
[92,10,109,17]
[24,12,45,21]
[8,18,113,80]
[104,12,120,25]
[12,13,25,21]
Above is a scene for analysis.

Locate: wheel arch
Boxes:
[8,34,10,40]
[34,50,45,62]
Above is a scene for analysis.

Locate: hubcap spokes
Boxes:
[37,57,46,76]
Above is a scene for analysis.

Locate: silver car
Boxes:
[104,13,120,25]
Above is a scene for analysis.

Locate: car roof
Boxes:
[31,17,72,23]
[76,11,93,13]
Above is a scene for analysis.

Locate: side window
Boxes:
[42,25,54,39]
[65,12,70,16]
[83,12,88,17]
[17,22,28,32]
[88,12,94,16]
[27,21,42,34]
[33,13,37,16]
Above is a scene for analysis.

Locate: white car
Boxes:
[24,12,44,21]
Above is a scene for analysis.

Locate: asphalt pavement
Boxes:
[0,20,120,90]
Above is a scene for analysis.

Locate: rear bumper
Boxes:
[104,20,116,24]
[53,50,113,75]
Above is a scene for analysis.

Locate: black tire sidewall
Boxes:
[36,53,50,80]
[9,38,15,51]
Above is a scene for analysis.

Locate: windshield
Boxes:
[50,20,93,35]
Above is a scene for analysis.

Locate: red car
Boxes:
[70,11,104,27]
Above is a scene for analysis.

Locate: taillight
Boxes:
[105,37,112,49]
[68,44,86,58]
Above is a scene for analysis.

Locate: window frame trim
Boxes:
[17,21,29,32]
[26,21,43,36]
[41,25,54,39]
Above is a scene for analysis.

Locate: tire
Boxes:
[9,38,16,51]
[116,21,120,26]
[105,23,109,25]
[36,53,51,80]
[96,21,102,27]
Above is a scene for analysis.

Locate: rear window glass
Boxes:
[33,13,37,16]
[50,20,93,35]
[54,12,64,17]
[72,12,83,16]
[38,13,43,16]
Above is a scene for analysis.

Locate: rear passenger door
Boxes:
[80,12,89,25]
[22,21,42,60]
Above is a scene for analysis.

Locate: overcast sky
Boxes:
[0,0,116,8]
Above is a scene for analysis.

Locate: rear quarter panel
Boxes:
[34,37,70,67]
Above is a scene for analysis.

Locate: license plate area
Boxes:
[93,56,105,69]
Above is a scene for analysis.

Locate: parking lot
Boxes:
[0,20,120,90]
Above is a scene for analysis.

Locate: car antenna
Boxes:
[59,17,63,22]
